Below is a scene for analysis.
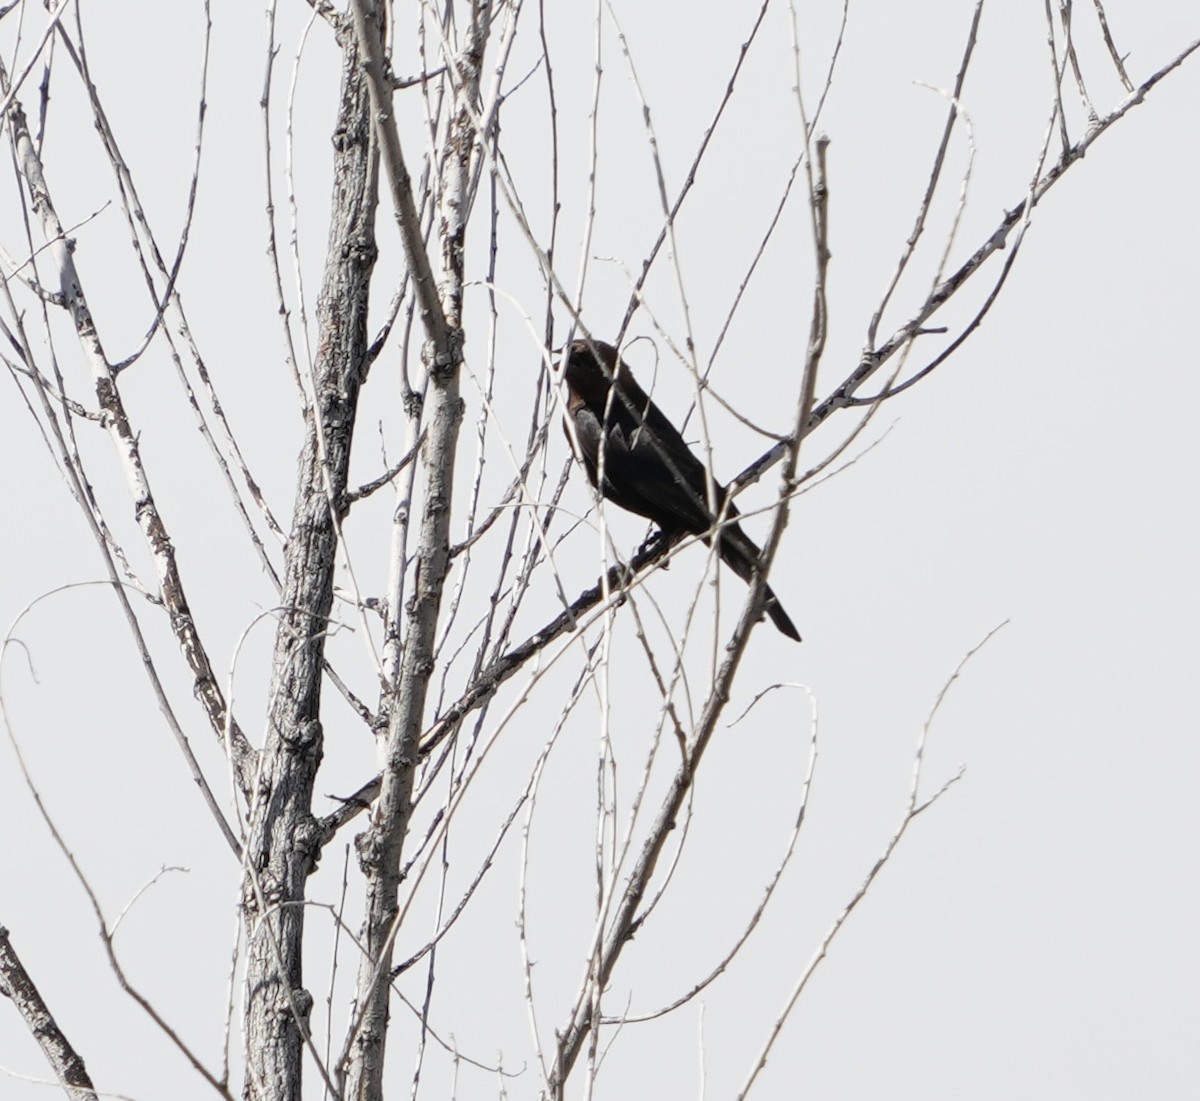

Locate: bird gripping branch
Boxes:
[558,339,801,642]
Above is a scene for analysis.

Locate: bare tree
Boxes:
[0,2,1194,1099]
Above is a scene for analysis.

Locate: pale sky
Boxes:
[0,3,1197,1098]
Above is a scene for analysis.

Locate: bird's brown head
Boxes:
[559,339,622,404]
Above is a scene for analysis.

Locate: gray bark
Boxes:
[0,926,98,1101]
[242,37,379,1101]
[341,3,483,1097]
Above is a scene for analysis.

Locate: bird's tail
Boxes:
[714,519,801,642]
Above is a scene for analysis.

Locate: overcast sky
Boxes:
[0,3,1197,1098]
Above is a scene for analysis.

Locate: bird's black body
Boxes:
[560,339,800,642]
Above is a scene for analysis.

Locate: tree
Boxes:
[1,2,1196,1098]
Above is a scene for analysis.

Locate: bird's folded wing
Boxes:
[574,403,723,536]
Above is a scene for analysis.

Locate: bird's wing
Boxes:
[571,398,723,536]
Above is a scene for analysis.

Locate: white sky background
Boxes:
[0,1,1197,1098]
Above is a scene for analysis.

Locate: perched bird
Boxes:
[559,339,800,641]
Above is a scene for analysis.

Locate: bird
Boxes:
[558,338,800,641]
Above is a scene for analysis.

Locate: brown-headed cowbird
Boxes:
[559,339,800,641]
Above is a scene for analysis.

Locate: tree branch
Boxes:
[0,926,97,1101]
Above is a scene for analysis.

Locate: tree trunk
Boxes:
[242,38,379,1101]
